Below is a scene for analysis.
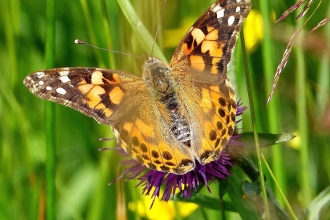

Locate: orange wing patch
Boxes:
[189,55,205,71]
[109,86,124,105]
[201,41,223,57]
[91,70,105,84]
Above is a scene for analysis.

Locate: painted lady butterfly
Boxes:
[24,0,251,174]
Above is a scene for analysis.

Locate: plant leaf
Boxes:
[236,132,295,150]
[306,186,330,220]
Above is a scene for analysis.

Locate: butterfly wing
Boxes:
[170,0,251,77]
[24,67,143,124]
[180,79,237,164]
[24,67,195,174]
[169,0,251,164]
[112,99,195,174]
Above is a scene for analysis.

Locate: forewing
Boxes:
[23,67,143,124]
[170,0,251,78]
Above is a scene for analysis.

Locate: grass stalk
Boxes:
[240,32,270,220]
[261,154,298,220]
[116,0,165,60]
[295,15,313,206]
[79,0,105,67]
[258,0,286,205]
[45,0,56,218]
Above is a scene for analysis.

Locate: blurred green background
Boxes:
[1,0,329,219]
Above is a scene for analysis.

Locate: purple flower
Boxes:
[104,101,246,208]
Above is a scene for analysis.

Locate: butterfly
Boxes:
[24,0,251,175]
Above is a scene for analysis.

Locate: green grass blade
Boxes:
[258,0,286,206]
[261,154,298,220]
[45,0,56,218]
[117,0,166,61]
[307,186,330,220]
[79,0,105,67]
[295,14,313,206]
[240,31,270,219]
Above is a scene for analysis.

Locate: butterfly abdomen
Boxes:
[161,93,191,147]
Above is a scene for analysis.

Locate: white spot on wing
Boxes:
[236,6,241,13]
[59,71,69,76]
[218,9,225,18]
[36,72,45,78]
[56,87,66,94]
[24,76,35,84]
[38,81,44,85]
[60,75,70,83]
[213,6,225,18]
[237,0,241,2]
[212,5,223,12]
[228,16,235,26]
[46,86,52,91]
[191,28,205,44]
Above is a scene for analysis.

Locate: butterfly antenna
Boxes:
[75,39,142,60]
[99,137,116,141]
[151,0,167,57]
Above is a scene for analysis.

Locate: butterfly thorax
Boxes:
[143,57,191,146]
[142,57,175,102]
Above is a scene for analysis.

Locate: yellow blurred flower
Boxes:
[164,9,265,53]
[129,195,198,220]
[287,131,301,150]
[243,9,264,52]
